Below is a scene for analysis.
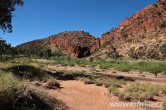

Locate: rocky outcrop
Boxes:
[16,31,100,58]
[99,0,166,59]
[17,0,166,59]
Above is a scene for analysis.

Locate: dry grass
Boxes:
[163,101,166,110]
[57,70,166,103]
[0,71,65,110]
[114,82,166,102]
[0,58,66,110]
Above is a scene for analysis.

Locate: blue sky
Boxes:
[0,0,157,46]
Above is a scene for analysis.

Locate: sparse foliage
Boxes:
[107,45,122,60]
[38,49,52,60]
[0,0,24,32]
[160,43,166,57]
[0,38,17,60]
[89,57,94,62]
[160,21,166,28]
[53,49,64,57]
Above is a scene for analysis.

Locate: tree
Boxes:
[0,38,17,60]
[11,47,17,58]
[0,0,23,32]
[53,49,64,57]
[44,49,51,60]
[38,49,52,60]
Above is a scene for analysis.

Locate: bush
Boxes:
[38,48,52,60]
[53,49,64,57]
[107,45,122,60]
[160,21,166,28]
[128,46,146,59]
[89,57,94,62]
[7,65,52,81]
[0,73,26,110]
[160,43,166,57]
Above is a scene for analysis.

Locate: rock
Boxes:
[99,1,166,59]
[16,31,100,58]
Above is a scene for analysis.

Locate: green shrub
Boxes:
[160,21,166,28]
[38,48,52,60]
[7,65,53,81]
[52,49,64,57]
[89,57,94,62]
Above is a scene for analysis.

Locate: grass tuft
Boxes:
[120,82,166,101]
[0,72,65,110]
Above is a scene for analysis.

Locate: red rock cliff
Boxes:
[99,0,166,59]
[17,31,100,58]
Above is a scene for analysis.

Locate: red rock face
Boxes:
[17,31,100,58]
[100,0,166,46]
[49,32,100,58]
[99,0,166,59]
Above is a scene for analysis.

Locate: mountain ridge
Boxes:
[16,0,166,59]
[98,0,166,59]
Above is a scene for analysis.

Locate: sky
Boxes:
[0,0,157,47]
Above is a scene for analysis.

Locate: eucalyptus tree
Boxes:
[0,0,23,32]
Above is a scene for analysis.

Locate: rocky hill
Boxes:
[98,0,166,59]
[16,31,100,58]
[17,0,166,59]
